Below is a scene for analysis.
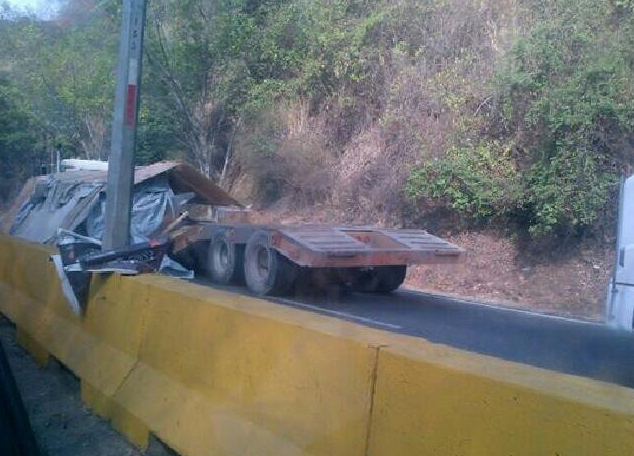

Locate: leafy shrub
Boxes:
[0,76,40,202]
[407,141,522,220]
[496,0,632,235]
[524,147,617,236]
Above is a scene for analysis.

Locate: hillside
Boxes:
[1,0,632,318]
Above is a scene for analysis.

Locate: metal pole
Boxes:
[103,0,148,250]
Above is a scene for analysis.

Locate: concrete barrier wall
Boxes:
[368,340,634,456]
[0,236,378,456]
[0,235,633,456]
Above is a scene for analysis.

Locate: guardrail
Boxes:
[1,235,633,456]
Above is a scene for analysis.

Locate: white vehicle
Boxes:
[607,174,634,331]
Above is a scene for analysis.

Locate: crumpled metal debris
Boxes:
[52,230,169,314]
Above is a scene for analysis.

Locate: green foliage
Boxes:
[497,0,632,235]
[524,148,617,236]
[0,1,118,159]
[0,75,40,201]
[407,142,522,220]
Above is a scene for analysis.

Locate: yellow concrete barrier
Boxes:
[0,235,377,456]
[108,275,380,455]
[367,337,634,456]
[0,234,633,456]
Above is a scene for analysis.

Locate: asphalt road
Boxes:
[204,280,634,389]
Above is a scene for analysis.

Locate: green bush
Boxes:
[407,141,522,220]
[497,0,632,235]
[524,147,617,236]
[0,76,40,201]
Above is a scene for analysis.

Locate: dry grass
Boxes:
[232,100,336,206]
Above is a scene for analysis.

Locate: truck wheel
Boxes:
[351,266,407,293]
[206,233,244,285]
[244,231,298,296]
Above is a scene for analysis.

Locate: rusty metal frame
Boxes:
[172,223,465,269]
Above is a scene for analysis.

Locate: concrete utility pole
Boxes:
[103,0,148,250]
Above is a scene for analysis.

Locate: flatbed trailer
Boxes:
[171,218,465,296]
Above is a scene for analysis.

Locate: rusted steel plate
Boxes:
[278,227,369,253]
[271,226,465,268]
[379,229,463,253]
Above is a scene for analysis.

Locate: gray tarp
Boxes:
[83,177,192,277]
[86,177,175,243]
[10,174,192,278]
[10,175,174,245]
[3,161,241,241]
[10,176,102,243]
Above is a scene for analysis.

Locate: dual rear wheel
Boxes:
[243,231,298,295]
[205,232,244,285]
[205,230,406,296]
[205,230,297,295]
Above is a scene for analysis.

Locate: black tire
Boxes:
[244,231,298,296]
[351,265,407,293]
[206,233,244,285]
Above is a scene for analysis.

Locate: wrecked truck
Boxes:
[1,161,465,296]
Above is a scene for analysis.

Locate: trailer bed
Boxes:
[173,222,464,268]
[270,226,464,267]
